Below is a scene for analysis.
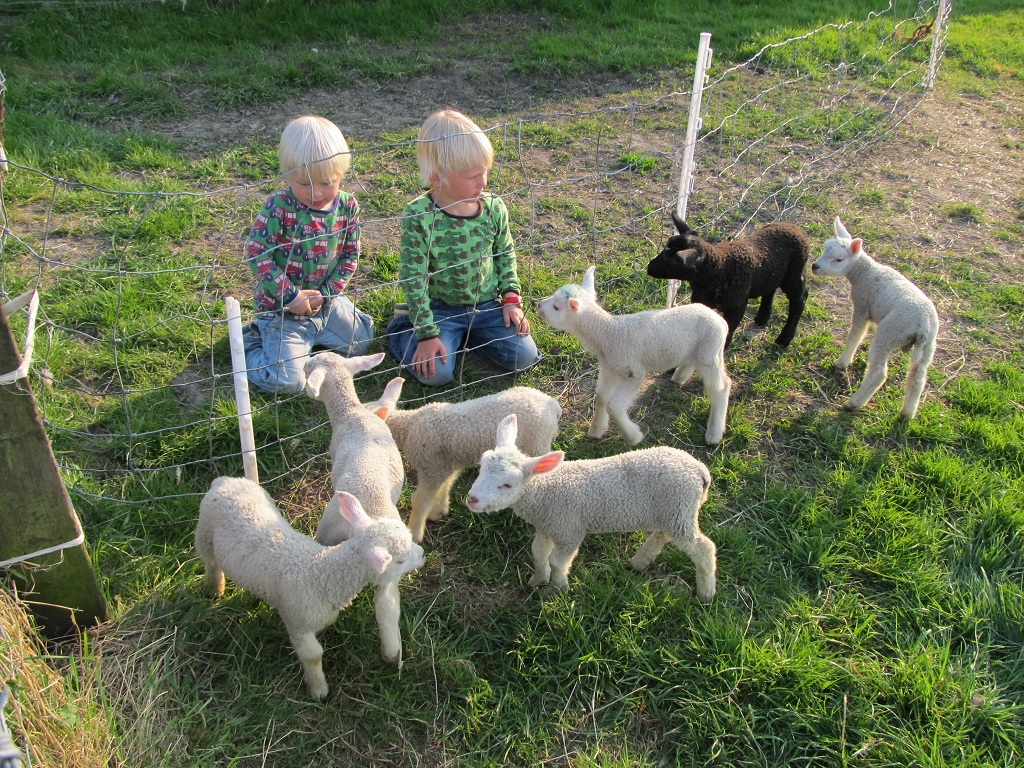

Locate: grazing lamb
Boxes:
[812,216,939,420]
[196,477,425,700]
[536,265,731,446]
[465,415,717,601]
[646,212,811,348]
[303,352,405,545]
[367,377,562,543]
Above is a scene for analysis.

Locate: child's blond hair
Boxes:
[417,109,494,188]
[279,115,351,184]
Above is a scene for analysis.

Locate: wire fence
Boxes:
[0,0,946,521]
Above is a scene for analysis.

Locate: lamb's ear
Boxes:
[304,367,327,399]
[495,413,519,448]
[365,546,393,575]
[373,377,404,419]
[336,491,372,533]
[671,211,690,235]
[343,352,387,375]
[567,297,581,312]
[834,216,852,242]
[850,238,863,255]
[581,266,597,298]
[681,249,703,268]
[525,451,565,476]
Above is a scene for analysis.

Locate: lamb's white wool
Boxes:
[812,216,939,420]
[195,476,424,700]
[368,378,562,543]
[536,265,731,446]
[465,415,717,602]
[303,352,404,544]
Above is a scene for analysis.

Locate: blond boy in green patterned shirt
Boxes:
[386,109,540,386]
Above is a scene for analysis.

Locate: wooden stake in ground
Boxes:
[0,296,107,636]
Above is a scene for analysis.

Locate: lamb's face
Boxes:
[370,519,426,580]
[465,449,528,513]
[536,286,586,331]
[646,238,703,281]
[812,238,857,278]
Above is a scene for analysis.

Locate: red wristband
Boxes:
[500,293,522,307]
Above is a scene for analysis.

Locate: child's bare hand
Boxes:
[412,337,448,379]
[286,289,323,316]
[503,304,531,335]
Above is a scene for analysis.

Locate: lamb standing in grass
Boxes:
[536,265,731,446]
[196,476,425,700]
[302,352,405,544]
[812,216,939,420]
[367,377,562,543]
[646,212,811,349]
[465,415,717,601]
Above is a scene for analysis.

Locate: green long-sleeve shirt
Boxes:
[398,192,521,340]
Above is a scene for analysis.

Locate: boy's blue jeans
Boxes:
[243,296,374,394]
[386,299,541,386]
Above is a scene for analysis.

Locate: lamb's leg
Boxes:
[670,364,696,385]
[899,336,936,421]
[753,292,775,326]
[835,313,869,369]
[548,545,580,590]
[528,533,555,587]
[672,532,717,604]
[630,530,669,570]
[720,305,746,348]
[374,579,403,666]
[407,485,433,543]
[199,552,225,598]
[290,630,329,701]
[430,470,462,520]
[774,283,807,348]
[587,368,613,439]
[844,335,892,411]
[607,376,645,446]
[702,366,732,446]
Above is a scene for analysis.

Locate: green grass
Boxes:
[2,0,1024,766]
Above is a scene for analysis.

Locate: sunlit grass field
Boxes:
[1,1,1023,766]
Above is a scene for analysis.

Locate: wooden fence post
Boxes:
[0,297,108,637]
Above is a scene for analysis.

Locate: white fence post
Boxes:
[224,297,259,484]
[668,31,713,308]
[926,0,951,89]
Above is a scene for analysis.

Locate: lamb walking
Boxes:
[812,216,939,420]
[465,415,717,602]
[196,477,424,700]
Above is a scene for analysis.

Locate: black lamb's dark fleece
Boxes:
[646,213,810,349]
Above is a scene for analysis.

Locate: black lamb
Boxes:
[646,212,811,349]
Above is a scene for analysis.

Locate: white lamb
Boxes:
[195,476,425,700]
[536,265,731,446]
[812,217,939,420]
[465,414,717,602]
[367,377,562,543]
[303,352,405,545]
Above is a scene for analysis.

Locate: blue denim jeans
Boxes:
[386,299,541,386]
[243,296,374,394]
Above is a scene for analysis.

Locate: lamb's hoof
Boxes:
[306,682,329,701]
[587,426,609,441]
[841,401,863,412]
[833,359,851,370]
[528,573,550,588]
[629,556,653,571]
[773,336,793,348]
[623,430,647,448]
[696,588,716,604]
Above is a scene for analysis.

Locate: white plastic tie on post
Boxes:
[0,290,39,385]
[0,531,85,569]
